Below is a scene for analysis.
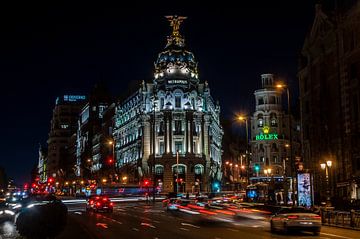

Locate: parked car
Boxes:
[270,207,321,235]
[86,195,113,212]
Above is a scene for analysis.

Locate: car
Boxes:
[86,195,113,213]
[270,207,321,235]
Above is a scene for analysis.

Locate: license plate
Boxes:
[300,221,312,225]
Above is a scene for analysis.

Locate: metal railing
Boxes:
[321,209,360,229]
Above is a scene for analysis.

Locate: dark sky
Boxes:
[0,2,317,184]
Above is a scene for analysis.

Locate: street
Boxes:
[58,201,360,239]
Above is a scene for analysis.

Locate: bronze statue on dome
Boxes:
[165,15,187,37]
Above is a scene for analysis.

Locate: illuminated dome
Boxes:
[154,16,199,83]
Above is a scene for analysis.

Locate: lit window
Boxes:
[258,119,263,127]
[60,124,69,129]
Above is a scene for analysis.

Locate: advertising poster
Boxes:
[297,173,313,207]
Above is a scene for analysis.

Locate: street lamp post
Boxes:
[320,160,332,206]
[176,150,179,194]
[108,140,116,182]
[276,83,296,206]
[152,93,157,204]
[237,115,250,187]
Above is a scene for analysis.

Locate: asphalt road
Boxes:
[53,202,360,239]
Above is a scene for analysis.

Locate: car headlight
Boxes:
[4,210,15,216]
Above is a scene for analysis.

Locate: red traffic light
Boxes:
[144,180,149,186]
[48,177,54,183]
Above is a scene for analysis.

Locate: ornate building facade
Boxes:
[113,16,223,193]
[250,74,301,187]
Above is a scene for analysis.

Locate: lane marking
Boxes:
[320,233,354,239]
[96,223,108,229]
[180,227,190,231]
[132,228,139,231]
[141,222,156,229]
[181,223,200,229]
[227,228,239,232]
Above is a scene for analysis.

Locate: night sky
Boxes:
[0,2,316,184]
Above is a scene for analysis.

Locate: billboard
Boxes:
[297,173,313,207]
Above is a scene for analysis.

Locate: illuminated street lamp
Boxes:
[321,160,332,206]
[237,114,250,186]
[276,82,295,206]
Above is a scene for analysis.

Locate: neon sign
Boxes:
[255,126,278,141]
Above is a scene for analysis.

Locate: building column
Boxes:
[190,116,194,154]
[142,118,151,173]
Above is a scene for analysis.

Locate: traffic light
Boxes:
[254,164,260,172]
[48,177,54,183]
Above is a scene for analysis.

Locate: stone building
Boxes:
[113,16,223,193]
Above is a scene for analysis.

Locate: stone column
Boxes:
[142,118,151,173]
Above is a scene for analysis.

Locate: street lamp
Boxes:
[237,115,250,187]
[320,160,332,206]
[176,150,179,194]
[151,92,157,204]
[276,83,296,206]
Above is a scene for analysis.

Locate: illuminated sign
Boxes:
[167,80,188,84]
[297,173,313,207]
[255,126,278,140]
[64,95,86,102]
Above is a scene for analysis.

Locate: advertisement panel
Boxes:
[297,173,313,207]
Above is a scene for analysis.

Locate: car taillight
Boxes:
[312,215,321,219]
[287,215,299,219]
[90,200,94,205]
[96,202,101,206]
[110,202,113,206]
[102,198,108,201]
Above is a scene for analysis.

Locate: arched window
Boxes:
[194,164,204,175]
[155,165,164,175]
[270,113,277,127]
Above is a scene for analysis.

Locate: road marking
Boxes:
[320,233,354,239]
[96,223,108,229]
[180,227,190,231]
[227,228,239,232]
[132,228,139,231]
[141,222,156,228]
[74,211,82,215]
[181,223,200,229]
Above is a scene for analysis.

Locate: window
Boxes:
[159,121,164,135]
[271,118,277,126]
[258,119,263,127]
[191,98,195,109]
[159,141,165,154]
[272,143,278,151]
[175,96,181,108]
[270,113,277,127]
[269,96,276,104]
[60,124,69,129]
[160,98,164,109]
[175,141,183,153]
[155,165,164,175]
[273,156,278,164]
[258,98,264,105]
[174,120,182,134]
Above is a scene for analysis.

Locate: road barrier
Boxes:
[321,209,360,229]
